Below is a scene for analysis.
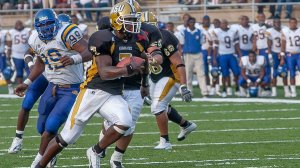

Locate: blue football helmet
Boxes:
[57,13,72,24]
[34,9,60,41]
[2,66,13,80]
[210,66,220,78]
[248,86,258,97]
[277,65,287,78]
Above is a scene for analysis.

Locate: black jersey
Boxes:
[150,29,180,83]
[123,23,162,90]
[82,29,149,94]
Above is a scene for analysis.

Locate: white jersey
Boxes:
[78,23,88,37]
[266,27,282,53]
[252,24,269,49]
[28,24,84,85]
[281,27,300,53]
[0,30,7,54]
[233,24,253,51]
[212,27,238,55]
[199,24,214,50]
[8,28,31,59]
[241,55,265,77]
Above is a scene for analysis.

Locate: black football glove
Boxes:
[179,85,192,102]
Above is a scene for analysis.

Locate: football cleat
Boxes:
[291,92,297,98]
[110,160,125,168]
[226,87,232,96]
[154,137,172,150]
[8,137,23,154]
[284,92,291,98]
[177,122,197,141]
[87,147,101,168]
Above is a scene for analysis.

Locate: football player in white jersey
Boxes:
[266,19,290,97]
[209,18,221,96]
[0,27,13,93]
[14,9,92,167]
[6,20,31,85]
[212,19,241,97]
[236,15,254,57]
[281,18,300,97]
[199,15,214,92]
[0,27,7,73]
[239,51,269,96]
[252,13,272,96]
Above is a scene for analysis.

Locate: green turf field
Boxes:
[1,93,300,168]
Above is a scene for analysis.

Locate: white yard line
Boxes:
[3,139,300,152]
[1,94,300,103]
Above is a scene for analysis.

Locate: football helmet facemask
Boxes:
[110,1,141,34]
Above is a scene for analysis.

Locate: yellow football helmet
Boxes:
[123,0,142,12]
[110,1,141,33]
[140,11,158,26]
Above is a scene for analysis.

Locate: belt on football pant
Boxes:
[51,83,80,97]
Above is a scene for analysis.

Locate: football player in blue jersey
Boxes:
[8,13,76,155]
[14,9,92,167]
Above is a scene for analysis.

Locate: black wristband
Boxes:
[176,64,185,69]
[126,64,134,75]
[141,74,149,87]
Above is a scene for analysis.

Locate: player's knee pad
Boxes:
[123,126,135,136]
[167,105,182,125]
[45,117,64,135]
[55,134,68,148]
[113,125,129,135]
[21,92,37,112]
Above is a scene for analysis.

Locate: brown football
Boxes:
[116,57,145,68]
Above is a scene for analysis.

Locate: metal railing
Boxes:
[0,1,300,26]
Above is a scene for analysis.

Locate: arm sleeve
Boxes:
[61,24,83,49]
[88,31,111,57]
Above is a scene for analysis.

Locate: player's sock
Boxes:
[290,85,296,94]
[216,84,220,92]
[180,120,189,128]
[93,143,104,155]
[284,85,290,93]
[16,130,24,139]
[167,106,183,125]
[161,135,169,142]
[111,149,124,162]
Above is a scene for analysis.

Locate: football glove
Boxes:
[179,85,192,102]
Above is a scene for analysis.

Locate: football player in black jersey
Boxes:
[36,2,151,168]
[141,11,196,151]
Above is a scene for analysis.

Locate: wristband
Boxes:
[24,54,33,60]
[246,79,251,83]
[126,64,134,75]
[176,64,185,69]
[28,61,34,68]
[71,54,83,64]
[280,52,285,57]
[23,78,32,86]
[256,78,261,83]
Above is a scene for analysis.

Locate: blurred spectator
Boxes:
[166,22,175,33]
[95,0,109,22]
[72,0,93,22]
[32,0,42,9]
[179,17,208,96]
[257,0,276,18]
[17,0,29,10]
[177,13,200,33]
[1,0,15,10]
[185,0,200,5]
[274,0,293,19]
[42,0,54,8]
[54,0,71,9]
